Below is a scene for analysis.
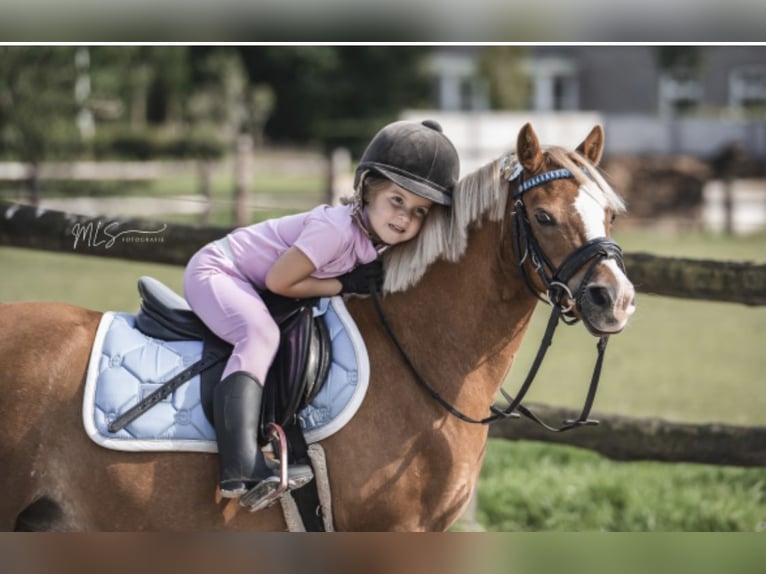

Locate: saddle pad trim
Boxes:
[82,312,217,453]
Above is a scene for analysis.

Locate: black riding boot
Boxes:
[213,371,273,498]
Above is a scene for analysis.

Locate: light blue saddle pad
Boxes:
[83,297,370,452]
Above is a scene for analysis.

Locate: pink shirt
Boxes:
[224,204,378,288]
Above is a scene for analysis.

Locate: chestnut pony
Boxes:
[0,123,634,531]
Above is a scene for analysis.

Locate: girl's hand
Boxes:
[337,260,384,294]
[265,247,342,298]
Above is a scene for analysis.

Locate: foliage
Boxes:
[655,46,705,72]
[0,46,440,161]
[478,46,531,110]
[90,125,225,160]
[237,46,434,151]
[89,46,190,128]
[0,47,81,161]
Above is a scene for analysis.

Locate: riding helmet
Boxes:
[354,119,460,206]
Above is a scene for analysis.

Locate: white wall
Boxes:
[402,110,766,171]
[400,110,604,175]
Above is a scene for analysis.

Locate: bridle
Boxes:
[370,160,627,432]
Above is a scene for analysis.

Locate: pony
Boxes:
[0,123,635,531]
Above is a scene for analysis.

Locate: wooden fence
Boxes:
[1,200,764,467]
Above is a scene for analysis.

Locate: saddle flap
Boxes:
[136,276,208,341]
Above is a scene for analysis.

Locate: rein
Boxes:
[370,166,625,432]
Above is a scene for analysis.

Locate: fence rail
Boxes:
[2,200,765,307]
[1,200,764,468]
[488,403,766,467]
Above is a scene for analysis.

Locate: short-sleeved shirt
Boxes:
[224,204,378,289]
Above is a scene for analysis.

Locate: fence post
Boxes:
[326,147,352,206]
[233,135,253,227]
[27,162,40,207]
[198,159,212,225]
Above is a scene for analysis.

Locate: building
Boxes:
[427,46,766,157]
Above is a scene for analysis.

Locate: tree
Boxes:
[0,47,80,162]
[237,46,433,152]
[0,47,81,204]
[477,46,531,110]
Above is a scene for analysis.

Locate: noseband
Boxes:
[370,163,626,432]
[511,168,626,326]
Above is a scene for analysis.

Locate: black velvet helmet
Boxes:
[354,119,459,206]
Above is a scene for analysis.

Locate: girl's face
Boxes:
[365,182,433,245]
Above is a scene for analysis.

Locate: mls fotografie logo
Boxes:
[71,220,167,250]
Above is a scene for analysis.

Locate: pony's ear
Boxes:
[517,123,544,174]
[576,125,605,166]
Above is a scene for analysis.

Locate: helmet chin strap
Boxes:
[351,201,390,255]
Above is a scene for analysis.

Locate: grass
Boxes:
[478,441,765,531]
[2,203,765,531]
[505,227,766,426]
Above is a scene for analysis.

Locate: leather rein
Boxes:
[370,165,626,432]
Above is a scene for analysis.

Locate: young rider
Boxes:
[183,119,460,499]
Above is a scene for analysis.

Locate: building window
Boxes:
[730,66,766,112]
[659,68,703,116]
[524,56,579,112]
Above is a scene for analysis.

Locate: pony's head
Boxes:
[510,122,635,335]
[383,121,635,335]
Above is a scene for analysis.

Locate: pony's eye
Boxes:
[535,211,556,226]
[610,212,617,224]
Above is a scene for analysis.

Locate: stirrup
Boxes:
[240,423,315,512]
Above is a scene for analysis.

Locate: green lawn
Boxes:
[1,226,765,531]
[478,441,765,532]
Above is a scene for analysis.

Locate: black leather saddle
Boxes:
[134,276,333,441]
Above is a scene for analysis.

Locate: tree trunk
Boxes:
[197,160,213,226]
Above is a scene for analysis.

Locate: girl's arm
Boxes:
[265,247,342,298]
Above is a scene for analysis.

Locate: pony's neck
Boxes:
[384,218,538,418]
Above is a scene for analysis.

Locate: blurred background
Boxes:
[1,45,764,531]
[3,1,766,41]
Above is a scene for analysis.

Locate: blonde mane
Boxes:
[383,146,625,294]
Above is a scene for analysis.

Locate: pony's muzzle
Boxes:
[585,284,613,310]
[580,280,636,335]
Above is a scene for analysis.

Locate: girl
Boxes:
[183,119,459,499]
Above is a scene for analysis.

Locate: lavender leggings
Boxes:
[183,242,279,383]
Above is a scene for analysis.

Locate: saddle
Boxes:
[133,276,333,441]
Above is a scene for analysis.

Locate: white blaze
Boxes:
[573,185,625,279]
[573,184,607,240]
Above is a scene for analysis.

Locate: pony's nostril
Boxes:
[587,285,612,309]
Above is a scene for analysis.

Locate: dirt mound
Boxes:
[601,155,711,225]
